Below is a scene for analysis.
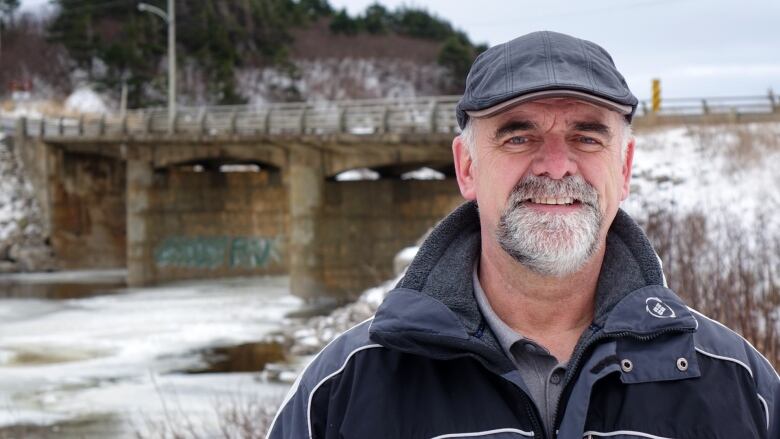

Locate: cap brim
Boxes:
[465,90,633,119]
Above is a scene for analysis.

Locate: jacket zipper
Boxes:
[550,325,697,438]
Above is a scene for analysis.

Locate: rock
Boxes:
[0,136,54,273]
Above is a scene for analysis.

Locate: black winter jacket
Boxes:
[268,202,779,439]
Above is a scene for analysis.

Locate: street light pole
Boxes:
[138,1,176,133]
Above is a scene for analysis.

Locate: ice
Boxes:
[0,276,303,434]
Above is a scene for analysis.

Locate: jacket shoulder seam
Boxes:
[690,307,779,381]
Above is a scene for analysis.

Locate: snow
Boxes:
[334,168,380,181]
[401,167,446,180]
[623,123,780,234]
[0,276,303,435]
[64,87,109,115]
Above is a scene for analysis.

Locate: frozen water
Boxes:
[0,276,302,436]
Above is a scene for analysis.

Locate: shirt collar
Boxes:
[472,263,526,357]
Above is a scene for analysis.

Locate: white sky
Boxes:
[19,0,780,100]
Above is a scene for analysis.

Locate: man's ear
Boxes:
[620,136,635,201]
[452,134,477,201]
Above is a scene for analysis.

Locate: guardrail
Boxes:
[635,93,779,117]
[6,92,780,140]
[16,96,462,139]
[0,116,16,135]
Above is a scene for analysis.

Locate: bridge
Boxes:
[6,93,780,300]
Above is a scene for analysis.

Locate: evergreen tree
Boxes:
[362,3,390,34]
[0,0,20,24]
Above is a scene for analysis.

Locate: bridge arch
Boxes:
[151,143,287,171]
[324,152,453,179]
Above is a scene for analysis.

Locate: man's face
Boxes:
[453,98,635,276]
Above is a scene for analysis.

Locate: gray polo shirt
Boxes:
[472,266,567,438]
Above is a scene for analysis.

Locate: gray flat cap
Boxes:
[456,31,638,129]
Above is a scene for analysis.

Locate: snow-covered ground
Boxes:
[624,123,780,232]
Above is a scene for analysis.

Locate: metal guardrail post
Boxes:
[17,117,27,138]
[263,108,273,134]
[144,111,153,133]
[172,111,179,134]
[299,106,308,134]
[198,109,208,135]
[381,105,390,133]
[230,110,238,135]
[429,100,439,133]
[339,106,347,133]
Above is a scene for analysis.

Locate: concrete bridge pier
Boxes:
[126,153,154,287]
[287,145,327,301]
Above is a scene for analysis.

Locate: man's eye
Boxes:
[578,136,600,145]
[506,136,528,145]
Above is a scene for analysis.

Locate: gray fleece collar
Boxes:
[395,201,666,340]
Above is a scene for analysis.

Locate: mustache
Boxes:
[507,175,599,207]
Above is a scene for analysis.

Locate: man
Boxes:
[268,31,779,439]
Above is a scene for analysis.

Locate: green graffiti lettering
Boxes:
[230,237,280,268]
[155,236,281,270]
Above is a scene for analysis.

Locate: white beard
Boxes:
[496,174,602,277]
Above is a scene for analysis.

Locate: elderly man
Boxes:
[267,31,779,439]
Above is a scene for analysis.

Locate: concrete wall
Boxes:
[144,167,289,283]
[141,171,462,298]
[49,150,127,268]
[319,179,463,299]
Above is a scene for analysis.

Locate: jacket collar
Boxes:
[369,201,696,363]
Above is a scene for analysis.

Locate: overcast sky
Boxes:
[20,0,780,100]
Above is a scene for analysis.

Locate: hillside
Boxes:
[0,1,483,108]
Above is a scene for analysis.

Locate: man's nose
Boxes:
[529,137,577,179]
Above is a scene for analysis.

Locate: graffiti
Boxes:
[154,236,282,269]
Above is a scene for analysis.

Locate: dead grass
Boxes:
[685,123,780,174]
[641,207,779,368]
[133,394,281,439]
